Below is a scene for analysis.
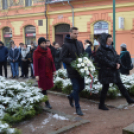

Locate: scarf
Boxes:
[33,46,53,78]
[21,47,30,58]
[85,43,90,50]
[120,51,128,58]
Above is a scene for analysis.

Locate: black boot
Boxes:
[45,101,52,109]
[67,95,74,107]
[99,104,109,110]
[118,84,134,104]
[125,94,134,104]
[99,85,109,111]
[76,107,84,116]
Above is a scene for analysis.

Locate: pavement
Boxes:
[47,94,134,134]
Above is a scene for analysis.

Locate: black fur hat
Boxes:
[38,37,46,45]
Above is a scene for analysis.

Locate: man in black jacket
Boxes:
[96,33,134,110]
[46,40,56,59]
[61,27,85,116]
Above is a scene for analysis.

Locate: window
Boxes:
[55,24,70,33]
[94,21,109,34]
[25,0,32,7]
[2,0,8,10]
[38,20,43,26]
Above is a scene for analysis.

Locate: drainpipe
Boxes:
[68,1,74,26]
[45,1,48,39]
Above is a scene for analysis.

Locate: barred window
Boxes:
[55,24,70,33]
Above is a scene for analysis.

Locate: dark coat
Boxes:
[54,48,62,70]
[8,47,20,62]
[120,51,132,75]
[85,46,92,58]
[96,33,122,84]
[27,47,36,63]
[61,34,84,78]
[0,46,8,62]
[49,45,56,59]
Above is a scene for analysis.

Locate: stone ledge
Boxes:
[43,108,90,134]
[123,123,134,134]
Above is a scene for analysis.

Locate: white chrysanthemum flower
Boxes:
[80,69,84,73]
[78,58,83,63]
[77,64,81,68]
[81,63,85,67]
[84,67,88,71]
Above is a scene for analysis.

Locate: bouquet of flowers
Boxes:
[71,54,95,77]
[71,54,95,89]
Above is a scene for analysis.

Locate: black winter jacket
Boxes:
[54,48,62,70]
[85,46,92,58]
[61,34,84,78]
[49,45,56,59]
[120,51,132,75]
[96,33,122,84]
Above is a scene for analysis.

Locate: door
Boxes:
[55,24,70,46]
[55,34,63,47]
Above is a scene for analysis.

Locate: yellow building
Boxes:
[0,0,134,61]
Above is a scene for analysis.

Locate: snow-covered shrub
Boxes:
[0,76,47,134]
[54,69,134,98]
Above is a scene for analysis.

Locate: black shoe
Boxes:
[127,98,134,104]
[76,107,84,116]
[99,104,109,110]
[20,75,24,78]
[67,95,74,107]
[45,101,52,109]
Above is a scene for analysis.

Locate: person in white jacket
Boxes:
[21,44,30,78]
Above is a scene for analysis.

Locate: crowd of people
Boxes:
[0,39,63,79]
[0,26,134,116]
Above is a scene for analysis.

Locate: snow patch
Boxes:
[53,114,69,121]
[42,114,52,125]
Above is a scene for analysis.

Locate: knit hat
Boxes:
[38,37,46,45]
[120,43,127,48]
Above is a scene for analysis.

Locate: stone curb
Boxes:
[43,108,90,134]
[123,123,134,134]
[49,120,89,134]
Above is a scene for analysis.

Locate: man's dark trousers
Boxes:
[70,77,84,108]
[0,61,7,77]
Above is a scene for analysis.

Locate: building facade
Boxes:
[0,0,134,60]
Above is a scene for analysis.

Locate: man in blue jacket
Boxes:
[8,41,20,78]
[0,41,8,78]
